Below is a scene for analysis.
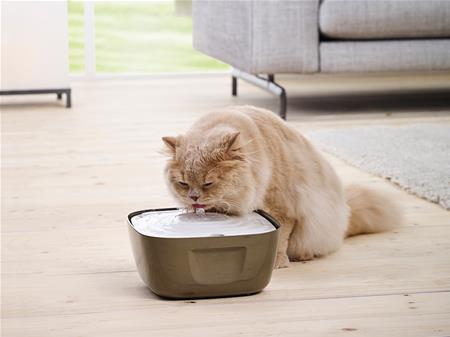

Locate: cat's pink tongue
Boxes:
[192,203,206,209]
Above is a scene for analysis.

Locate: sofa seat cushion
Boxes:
[320,39,450,72]
[320,0,450,40]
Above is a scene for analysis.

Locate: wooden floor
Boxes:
[2,74,450,337]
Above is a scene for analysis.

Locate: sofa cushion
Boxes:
[320,40,450,72]
[320,0,450,40]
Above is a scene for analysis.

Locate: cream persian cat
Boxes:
[162,106,402,268]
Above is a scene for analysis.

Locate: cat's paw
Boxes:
[290,253,314,262]
[274,252,290,269]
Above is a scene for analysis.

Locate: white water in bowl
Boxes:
[130,209,276,238]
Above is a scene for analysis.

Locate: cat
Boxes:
[162,105,402,268]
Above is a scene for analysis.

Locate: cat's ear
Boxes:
[162,136,178,155]
[221,131,240,152]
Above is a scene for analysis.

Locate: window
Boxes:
[68,1,226,75]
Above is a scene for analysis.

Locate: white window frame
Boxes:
[84,1,96,79]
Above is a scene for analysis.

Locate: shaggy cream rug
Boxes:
[307,124,450,210]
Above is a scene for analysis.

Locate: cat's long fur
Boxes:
[162,106,402,268]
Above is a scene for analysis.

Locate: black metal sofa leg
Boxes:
[232,76,237,96]
[230,68,287,120]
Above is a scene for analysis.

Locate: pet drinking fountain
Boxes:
[127,208,279,299]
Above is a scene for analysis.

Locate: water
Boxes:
[130,209,276,238]
[195,207,206,215]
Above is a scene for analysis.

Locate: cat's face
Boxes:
[162,131,251,214]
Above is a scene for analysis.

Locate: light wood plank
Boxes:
[3,292,450,337]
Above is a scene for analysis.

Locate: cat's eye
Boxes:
[178,181,189,188]
[203,182,214,188]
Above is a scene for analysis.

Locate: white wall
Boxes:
[1,1,69,90]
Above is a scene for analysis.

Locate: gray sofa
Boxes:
[192,0,450,119]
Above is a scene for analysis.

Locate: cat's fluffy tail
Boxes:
[345,184,403,237]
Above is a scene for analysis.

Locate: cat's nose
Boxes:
[190,196,199,201]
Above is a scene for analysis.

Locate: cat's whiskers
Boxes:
[238,137,256,149]
[240,150,260,157]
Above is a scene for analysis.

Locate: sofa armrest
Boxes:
[193,0,320,74]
